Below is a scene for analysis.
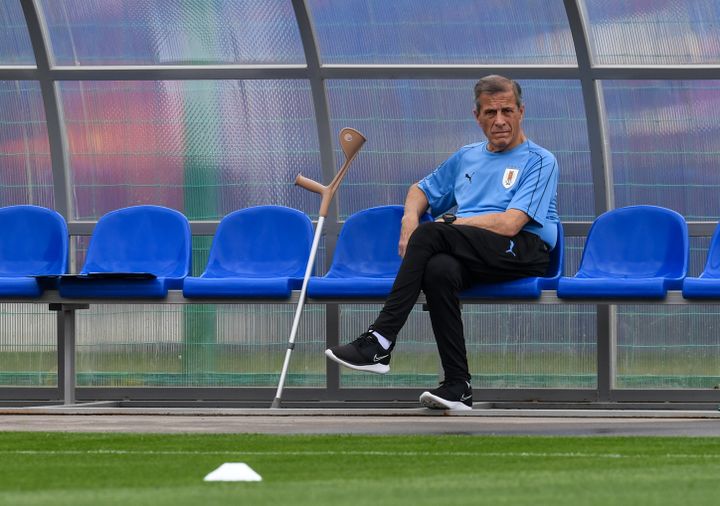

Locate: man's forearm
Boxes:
[398,184,430,257]
[454,209,530,237]
[402,184,429,222]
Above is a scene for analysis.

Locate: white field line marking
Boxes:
[2,449,720,459]
[204,463,262,482]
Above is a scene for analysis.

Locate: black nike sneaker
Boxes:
[324,328,393,374]
[419,380,473,411]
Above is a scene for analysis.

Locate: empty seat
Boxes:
[58,205,191,298]
[307,205,432,298]
[557,205,688,299]
[0,205,68,297]
[683,222,720,298]
[461,222,564,299]
[183,206,314,299]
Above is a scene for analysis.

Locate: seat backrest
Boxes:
[327,205,432,278]
[81,205,191,277]
[0,205,68,276]
[576,205,688,279]
[699,222,720,279]
[202,205,313,278]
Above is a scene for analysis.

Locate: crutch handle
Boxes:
[294,173,326,195]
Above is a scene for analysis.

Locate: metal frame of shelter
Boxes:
[1,0,720,407]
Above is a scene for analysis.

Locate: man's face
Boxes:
[474,91,525,152]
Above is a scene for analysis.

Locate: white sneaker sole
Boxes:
[324,349,390,374]
[419,391,472,411]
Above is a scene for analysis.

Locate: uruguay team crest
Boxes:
[502,167,520,189]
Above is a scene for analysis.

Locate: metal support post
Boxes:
[50,303,88,405]
[596,304,617,401]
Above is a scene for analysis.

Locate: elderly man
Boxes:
[326,75,559,411]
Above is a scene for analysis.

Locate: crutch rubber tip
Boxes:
[270,397,282,409]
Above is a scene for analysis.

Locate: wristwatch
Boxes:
[442,213,456,224]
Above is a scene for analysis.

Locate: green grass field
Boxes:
[1,433,720,505]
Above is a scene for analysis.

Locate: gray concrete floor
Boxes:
[1,407,720,436]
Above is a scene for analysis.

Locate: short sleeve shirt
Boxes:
[417,139,559,248]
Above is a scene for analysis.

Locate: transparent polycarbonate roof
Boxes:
[1,0,719,222]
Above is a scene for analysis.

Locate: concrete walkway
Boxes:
[1,406,720,436]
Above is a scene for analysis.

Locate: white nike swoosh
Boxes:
[373,354,389,362]
[460,394,472,401]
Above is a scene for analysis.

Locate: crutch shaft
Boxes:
[271,217,325,408]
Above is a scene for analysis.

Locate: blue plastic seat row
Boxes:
[0,205,193,298]
[2,203,720,300]
[0,204,314,299]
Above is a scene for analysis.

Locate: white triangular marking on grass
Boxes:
[204,463,262,482]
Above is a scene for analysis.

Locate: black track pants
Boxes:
[372,222,550,383]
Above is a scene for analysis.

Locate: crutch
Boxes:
[271,127,367,408]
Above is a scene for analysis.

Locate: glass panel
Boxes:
[0,81,53,207]
[605,81,720,219]
[327,79,593,220]
[309,0,576,64]
[0,303,57,387]
[38,0,305,65]
[77,303,325,388]
[690,236,711,277]
[0,1,35,65]
[58,80,321,220]
[340,305,439,388]
[469,304,596,389]
[585,0,720,65]
[616,236,720,389]
[617,305,720,389]
[72,234,326,388]
[71,236,89,273]
[340,304,596,389]
[564,236,585,277]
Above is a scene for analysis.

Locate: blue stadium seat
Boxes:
[682,222,720,298]
[0,205,68,297]
[58,205,191,298]
[183,206,314,299]
[307,206,432,298]
[557,205,688,299]
[461,222,564,299]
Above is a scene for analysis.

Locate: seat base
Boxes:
[558,277,671,299]
[0,277,42,297]
[58,277,172,298]
[183,277,295,299]
[682,277,720,299]
[461,278,544,299]
[308,277,395,298]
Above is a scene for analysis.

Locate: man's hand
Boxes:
[398,184,430,258]
[398,215,420,258]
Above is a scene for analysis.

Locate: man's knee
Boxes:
[422,254,463,291]
[408,221,443,249]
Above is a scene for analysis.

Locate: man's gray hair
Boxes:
[473,75,523,109]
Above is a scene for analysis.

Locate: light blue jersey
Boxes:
[417,139,559,248]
